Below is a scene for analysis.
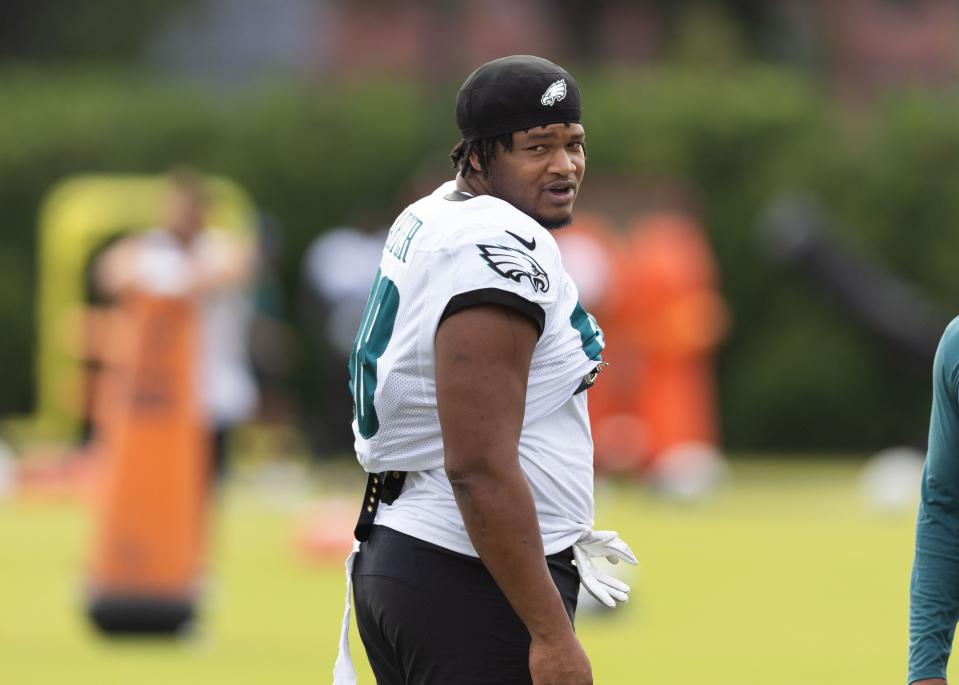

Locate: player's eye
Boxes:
[528,145,548,152]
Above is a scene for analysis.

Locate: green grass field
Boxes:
[0,458,929,684]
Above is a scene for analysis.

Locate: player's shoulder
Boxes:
[408,183,563,278]
[934,316,959,384]
[443,196,559,256]
[938,317,959,359]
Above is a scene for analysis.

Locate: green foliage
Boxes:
[0,0,192,61]
[1,66,956,449]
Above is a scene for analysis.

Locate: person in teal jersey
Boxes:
[910,317,959,684]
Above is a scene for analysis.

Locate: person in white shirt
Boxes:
[96,169,258,483]
[301,225,386,458]
[334,56,635,685]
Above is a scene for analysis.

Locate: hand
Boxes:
[529,632,592,684]
[573,530,638,607]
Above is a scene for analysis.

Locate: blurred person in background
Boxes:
[557,208,729,498]
[613,211,729,497]
[300,221,385,460]
[909,316,959,685]
[334,55,635,685]
[95,168,258,485]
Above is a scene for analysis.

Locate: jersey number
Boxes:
[571,302,605,361]
[348,270,400,439]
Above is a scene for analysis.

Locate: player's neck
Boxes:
[455,173,489,199]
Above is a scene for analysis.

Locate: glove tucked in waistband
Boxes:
[572,529,637,608]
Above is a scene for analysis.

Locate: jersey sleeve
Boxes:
[910,317,959,683]
[431,223,561,337]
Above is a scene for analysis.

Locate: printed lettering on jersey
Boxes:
[476,243,550,293]
[384,210,423,263]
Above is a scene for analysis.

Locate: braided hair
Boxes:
[449,133,514,178]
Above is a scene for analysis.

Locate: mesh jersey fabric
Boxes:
[348,180,602,555]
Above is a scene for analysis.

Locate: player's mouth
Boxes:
[543,180,576,204]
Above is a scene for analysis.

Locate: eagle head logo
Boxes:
[540,79,567,107]
[476,244,550,293]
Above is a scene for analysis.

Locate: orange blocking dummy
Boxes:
[615,212,728,478]
[87,292,208,634]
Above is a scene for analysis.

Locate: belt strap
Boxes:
[574,362,608,395]
[353,470,407,542]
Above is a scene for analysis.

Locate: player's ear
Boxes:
[468,149,484,174]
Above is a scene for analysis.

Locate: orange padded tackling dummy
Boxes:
[87,292,208,634]
[619,212,728,469]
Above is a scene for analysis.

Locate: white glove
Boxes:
[572,530,637,608]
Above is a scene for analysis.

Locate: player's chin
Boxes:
[536,207,574,230]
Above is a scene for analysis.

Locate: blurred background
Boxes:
[2,1,958,683]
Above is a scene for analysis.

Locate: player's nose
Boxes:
[547,148,578,177]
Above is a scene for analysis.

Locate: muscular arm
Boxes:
[436,304,590,684]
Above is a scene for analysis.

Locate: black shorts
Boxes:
[352,525,579,685]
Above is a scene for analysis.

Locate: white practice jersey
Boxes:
[136,229,258,428]
[349,180,605,556]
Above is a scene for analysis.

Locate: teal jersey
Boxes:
[910,317,959,683]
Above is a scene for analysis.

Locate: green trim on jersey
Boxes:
[349,269,400,439]
[570,302,605,361]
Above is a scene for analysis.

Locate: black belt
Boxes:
[354,470,407,542]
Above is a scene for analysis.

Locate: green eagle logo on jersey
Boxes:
[476,244,550,293]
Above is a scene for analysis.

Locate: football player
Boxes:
[334,55,636,685]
